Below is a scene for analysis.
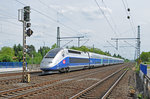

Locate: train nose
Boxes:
[40,58,53,68]
[40,61,52,68]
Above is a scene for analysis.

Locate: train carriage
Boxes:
[40,48,124,74]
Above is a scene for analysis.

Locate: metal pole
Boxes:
[93,44,94,52]
[116,39,118,50]
[137,25,141,64]
[57,27,60,48]
[78,37,80,47]
[22,21,27,82]
[137,25,140,59]
[43,41,45,56]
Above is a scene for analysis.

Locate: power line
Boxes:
[121,0,136,37]
[0,32,21,37]
[0,9,17,19]
[101,0,119,36]
[0,17,16,19]
[38,0,81,29]
[0,20,21,27]
[15,0,83,36]
[94,0,118,36]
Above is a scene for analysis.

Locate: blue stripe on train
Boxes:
[41,57,122,71]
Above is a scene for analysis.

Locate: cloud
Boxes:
[32,31,44,38]
[81,6,112,20]
[79,29,95,38]
[49,5,112,20]
[80,29,95,33]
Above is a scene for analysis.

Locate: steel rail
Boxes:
[145,75,150,82]
[69,67,126,99]
[102,69,128,99]
[0,65,125,98]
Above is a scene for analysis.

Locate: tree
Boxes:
[51,43,57,49]
[0,47,14,62]
[13,44,23,57]
[140,52,150,62]
[27,45,36,57]
[38,46,50,58]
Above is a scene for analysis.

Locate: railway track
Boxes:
[70,67,128,99]
[0,64,124,85]
[0,71,41,77]
[0,71,41,85]
[0,64,126,99]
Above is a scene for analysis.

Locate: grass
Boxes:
[137,93,142,99]
[146,62,150,65]
[142,62,150,65]
[135,63,140,73]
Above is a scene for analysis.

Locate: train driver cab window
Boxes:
[45,48,62,58]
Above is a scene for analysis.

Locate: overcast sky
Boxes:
[0,0,150,60]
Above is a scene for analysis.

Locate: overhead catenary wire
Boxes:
[121,0,136,37]
[0,32,21,37]
[101,0,119,37]
[38,0,81,30]
[101,0,136,59]
[0,8,17,20]
[0,20,21,27]
[94,0,118,36]
[15,0,83,37]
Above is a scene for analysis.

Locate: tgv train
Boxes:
[40,48,124,73]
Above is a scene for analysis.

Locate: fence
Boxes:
[0,62,24,68]
[140,64,150,98]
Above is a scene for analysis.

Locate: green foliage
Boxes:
[38,46,50,58]
[70,46,128,60]
[51,43,57,49]
[27,45,36,57]
[140,51,150,62]
[0,47,14,62]
[113,53,126,60]
[13,44,22,56]
[0,55,13,62]
[0,44,50,64]
[135,63,140,73]
[137,93,142,99]
[70,46,111,56]
[0,44,127,64]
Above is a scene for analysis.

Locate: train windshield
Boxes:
[45,48,62,58]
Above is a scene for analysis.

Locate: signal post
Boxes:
[18,6,33,83]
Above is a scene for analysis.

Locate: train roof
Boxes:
[52,48,124,60]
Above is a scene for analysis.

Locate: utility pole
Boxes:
[137,25,140,59]
[137,25,141,64]
[60,36,84,47]
[111,25,141,61]
[78,37,80,47]
[93,44,95,52]
[43,41,45,56]
[116,39,119,50]
[57,27,60,48]
[56,26,85,48]
[22,20,27,82]
[104,41,118,50]
[18,6,33,83]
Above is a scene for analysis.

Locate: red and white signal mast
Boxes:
[18,6,33,83]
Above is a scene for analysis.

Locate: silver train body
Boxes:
[40,48,124,73]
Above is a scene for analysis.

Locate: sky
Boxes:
[0,0,150,60]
